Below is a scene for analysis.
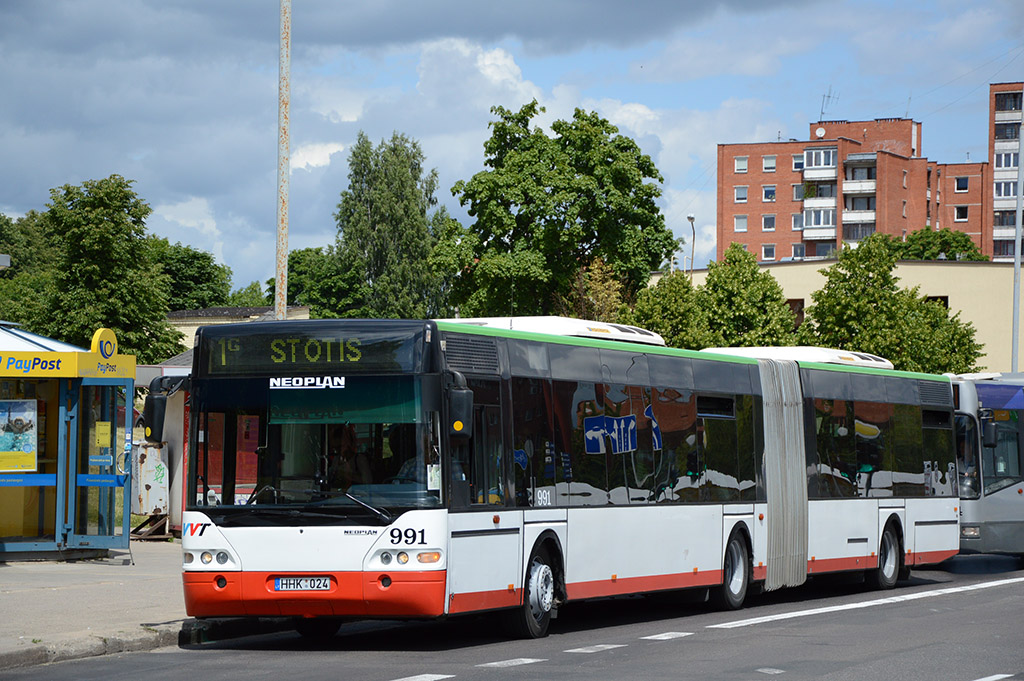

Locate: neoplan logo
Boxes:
[269,376,346,389]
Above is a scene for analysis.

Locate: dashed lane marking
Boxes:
[564,644,628,653]
[757,668,786,675]
[708,576,1024,629]
[476,658,547,668]
[970,675,1014,681]
[389,675,455,681]
[640,632,694,640]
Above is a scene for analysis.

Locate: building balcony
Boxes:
[995,140,1021,153]
[803,227,836,241]
[994,227,1020,239]
[804,167,837,181]
[803,196,836,210]
[842,209,876,224]
[842,179,876,194]
[995,111,1023,123]
[995,198,1020,211]
[994,169,1021,182]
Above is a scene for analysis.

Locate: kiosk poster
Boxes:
[0,399,38,473]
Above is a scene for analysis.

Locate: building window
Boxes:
[903,169,908,188]
[806,182,836,198]
[804,209,836,227]
[734,215,748,232]
[994,240,1016,258]
[804,148,836,168]
[995,210,1018,227]
[735,156,748,173]
[763,185,776,202]
[843,224,876,242]
[996,181,1019,198]
[763,155,776,172]
[955,206,969,222]
[902,200,907,217]
[792,243,805,259]
[815,242,836,258]
[996,152,1020,169]
[847,165,876,180]
[995,92,1023,111]
[995,123,1021,140]
[792,184,803,201]
[762,244,776,261]
[792,213,803,230]
[792,154,804,171]
[762,214,776,231]
[846,196,876,211]
[735,186,748,203]
[955,177,969,192]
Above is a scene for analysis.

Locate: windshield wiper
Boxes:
[343,491,394,524]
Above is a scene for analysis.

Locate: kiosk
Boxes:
[0,325,135,559]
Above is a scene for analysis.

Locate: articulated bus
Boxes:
[951,373,1024,556]
[145,317,960,639]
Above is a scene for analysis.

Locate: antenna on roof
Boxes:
[819,86,839,121]
[905,95,911,118]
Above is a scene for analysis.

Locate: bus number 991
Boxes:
[390,528,426,545]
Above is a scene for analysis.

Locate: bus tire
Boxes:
[505,546,556,638]
[866,523,901,590]
[294,617,342,641]
[711,532,749,611]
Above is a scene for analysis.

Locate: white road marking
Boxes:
[476,658,546,668]
[640,632,694,640]
[970,675,1014,681]
[389,676,455,681]
[757,668,786,675]
[564,644,628,653]
[708,576,1024,629]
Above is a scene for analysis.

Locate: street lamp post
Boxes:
[686,214,696,282]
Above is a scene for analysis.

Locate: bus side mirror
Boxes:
[141,393,167,444]
[982,419,997,449]
[448,387,473,440]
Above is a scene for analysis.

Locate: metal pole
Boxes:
[1013,121,1024,371]
[687,214,696,282]
[274,0,291,321]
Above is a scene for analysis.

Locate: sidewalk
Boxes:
[0,539,284,670]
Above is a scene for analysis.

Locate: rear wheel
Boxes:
[711,533,749,610]
[866,523,901,590]
[505,546,556,638]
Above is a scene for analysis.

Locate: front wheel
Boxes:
[712,533,749,610]
[866,524,901,590]
[504,547,556,638]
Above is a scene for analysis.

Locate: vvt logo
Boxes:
[184,522,211,537]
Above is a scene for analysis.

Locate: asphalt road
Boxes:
[4,555,1023,681]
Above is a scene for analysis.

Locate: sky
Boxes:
[1,0,1023,294]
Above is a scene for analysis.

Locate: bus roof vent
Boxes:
[442,333,500,375]
[918,380,953,407]
[437,316,666,346]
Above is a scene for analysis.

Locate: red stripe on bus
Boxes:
[909,549,959,566]
[806,555,875,573]
[182,570,446,618]
[567,570,723,600]
[448,587,522,614]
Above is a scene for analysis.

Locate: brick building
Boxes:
[716,82,1022,263]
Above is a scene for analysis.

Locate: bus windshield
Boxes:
[189,374,443,522]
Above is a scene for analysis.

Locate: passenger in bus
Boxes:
[328,423,370,489]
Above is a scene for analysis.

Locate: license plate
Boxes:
[274,576,331,591]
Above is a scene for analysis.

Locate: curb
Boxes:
[0,618,294,671]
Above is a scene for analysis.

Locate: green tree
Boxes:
[148,237,232,311]
[334,131,441,318]
[228,281,269,307]
[556,257,624,322]
[620,270,708,349]
[697,244,796,348]
[887,226,987,261]
[36,175,182,363]
[450,100,676,316]
[799,234,982,373]
[0,211,55,326]
[267,246,361,318]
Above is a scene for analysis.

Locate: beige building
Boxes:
[685,260,1024,372]
[167,305,311,349]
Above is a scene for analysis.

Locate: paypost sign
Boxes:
[0,328,135,379]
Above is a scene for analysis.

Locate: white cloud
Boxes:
[292,142,345,171]
[150,197,225,263]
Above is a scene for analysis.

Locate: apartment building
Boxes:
[716,82,1022,263]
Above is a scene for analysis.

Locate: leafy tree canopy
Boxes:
[885,226,987,261]
[335,131,441,318]
[798,234,982,373]
[697,244,796,348]
[148,237,232,311]
[35,175,182,363]
[450,100,676,316]
[620,270,708,349]
[228,281,269,307]
[266,246,362,319]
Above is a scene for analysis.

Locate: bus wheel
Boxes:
[866,523,900,590]
[294,617,342,641]
[506,546,555,638]
[712,533,749,611]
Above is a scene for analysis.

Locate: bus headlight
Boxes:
[961,525,981,539]
[201,551,214,564]
[397,552,409,564]
[216,551,230,565]
[380,552,392,565]
[183,552,194,564]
